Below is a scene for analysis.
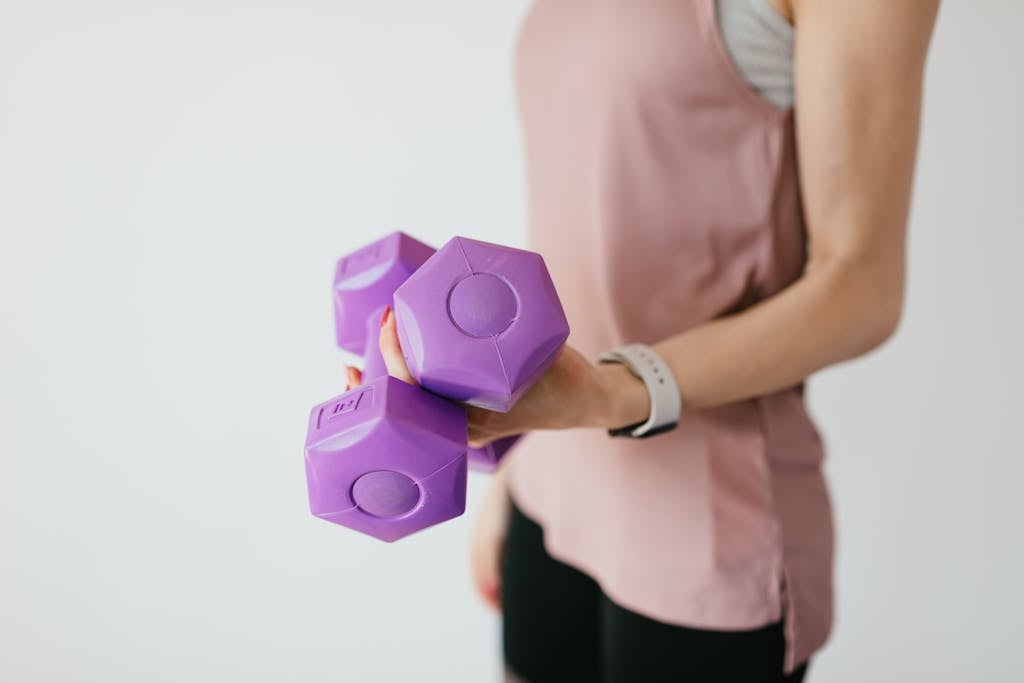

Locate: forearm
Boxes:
[465,255,905,440]
[662,256,901,410]
[484,448,513,516]
[603,255,903,427]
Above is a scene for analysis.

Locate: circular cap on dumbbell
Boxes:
[350,470,421,518]
[447,273,518,338]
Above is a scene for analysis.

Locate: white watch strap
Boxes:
[598,344,682,438]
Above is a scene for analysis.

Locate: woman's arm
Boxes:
[378,0,940,445]
[643,0,940,414]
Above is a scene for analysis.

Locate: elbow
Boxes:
[850,264,905,354]
[811,254,905,357]
[864,291,903,351]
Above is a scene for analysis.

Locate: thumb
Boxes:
[379,306,417,385]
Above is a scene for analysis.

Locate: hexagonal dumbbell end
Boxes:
[333,231,435,355]
[393,237,570,412]
[304,375,469,542]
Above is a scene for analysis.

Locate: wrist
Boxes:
[594,361,651,430]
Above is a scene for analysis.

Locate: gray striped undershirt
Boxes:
[717,0,795,109]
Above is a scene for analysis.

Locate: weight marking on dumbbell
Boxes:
[316,387,374,428]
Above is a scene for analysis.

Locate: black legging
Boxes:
[502,501,809,683]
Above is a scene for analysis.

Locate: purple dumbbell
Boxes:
[305,233,534,542]
[306,233,469,542]
[332,231,516,472]
[393,236,570,413]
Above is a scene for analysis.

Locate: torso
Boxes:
[508,0,832,672]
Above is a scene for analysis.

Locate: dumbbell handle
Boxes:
[360,300,519,472]
[361,307,389,382]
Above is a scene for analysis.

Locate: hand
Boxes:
[377,307,651,446]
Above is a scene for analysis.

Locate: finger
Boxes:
[468,407,506,448]
[345,365,363,390]
[468,429,497,450]
[379,306,417,385]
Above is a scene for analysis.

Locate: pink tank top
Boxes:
[507,0,833,672]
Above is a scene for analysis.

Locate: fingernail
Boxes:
[379,305,391,328]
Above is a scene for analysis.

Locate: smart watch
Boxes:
[598,344,682,438]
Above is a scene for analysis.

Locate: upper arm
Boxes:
[789,0,939,297]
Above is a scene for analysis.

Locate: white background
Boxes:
[1,1,1021,681]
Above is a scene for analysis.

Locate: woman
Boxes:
[356,0,938,680]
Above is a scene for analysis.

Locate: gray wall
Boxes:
[1,1,1020,681]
